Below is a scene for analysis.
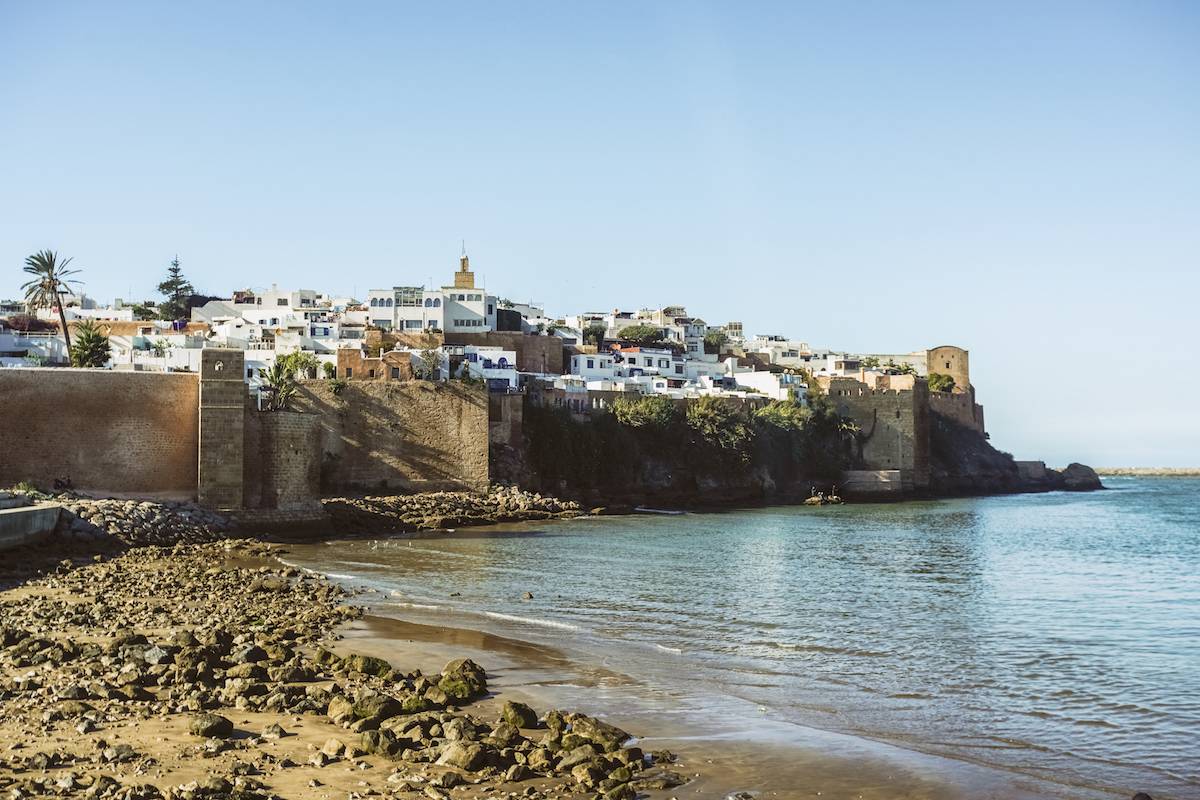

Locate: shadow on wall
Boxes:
[293,380,489,494]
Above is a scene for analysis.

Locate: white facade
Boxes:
[570,352,617,380]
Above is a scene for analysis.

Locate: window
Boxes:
[391,367,400,379]
[487,304,494,314]
[246,368,253,378]
[405,320,422,329]
[277,298,287,306]
[345,367,353,378]
[644,357,652,367]
[370,298,378,307]
[675,365,684,374]
[433,298,441,307]
[368,369,375,378]
[587,359,594,369]
[385,298,393,307]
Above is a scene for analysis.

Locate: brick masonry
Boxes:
[0,368,199,496]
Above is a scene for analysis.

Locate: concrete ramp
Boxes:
[0,504,61,550]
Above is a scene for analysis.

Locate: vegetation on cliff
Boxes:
[521,390,847,504]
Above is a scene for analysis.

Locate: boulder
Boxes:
[189,713,234,738]
[436,742,487,772]
[1061,462,1102,491]
[343,653,393,677]
[501,700,539,728]
[568,713,630,751]
[437,658,487,702]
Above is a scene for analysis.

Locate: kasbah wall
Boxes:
[0,349,489,507]
[819,346,983,491]
[824,377,931,490]
[0,368,199,496]
[293,380,489,494]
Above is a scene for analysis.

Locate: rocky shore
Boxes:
[321,486,590,535]
[0,540,685,800]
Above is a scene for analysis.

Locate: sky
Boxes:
[2,1,1198,466]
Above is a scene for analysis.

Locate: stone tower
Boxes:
[926,345,971,394]
[454,249,475,289]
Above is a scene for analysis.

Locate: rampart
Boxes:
[929,390,985,435]
[293,381,489,493]
[0,352,488,507]
[0,368,199,497]
[822,377,930,490]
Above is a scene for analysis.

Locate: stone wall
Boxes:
[198,350,246,509]
[0,368,199,497]
[293,381,489,493]
[929,390,986,435]
[243,411,323,510]
[825,377,930,490]
[443,331,564,374]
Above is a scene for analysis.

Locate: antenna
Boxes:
[461,239,467,258]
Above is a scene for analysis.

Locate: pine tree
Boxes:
[156,256,195,320]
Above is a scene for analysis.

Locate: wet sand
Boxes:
[335,612,1121,800]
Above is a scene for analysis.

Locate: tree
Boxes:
[686,396,756,464]
[415,347,441,380]
[752,400,811,432]
[618,324,669,348]
[130,302,157,321]
[860,356,880,370]
[69,320,110,368]
[612,394,679,429]
[583,323,607,347]
[156,256,195,321]
[150,338,171,358]
[321,361,336,379]
[928,372,956,393]
[703,330,728,355]
[278,351,320,379]
[21,250,81,355]
[260,360,298,411]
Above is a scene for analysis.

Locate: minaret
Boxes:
[454,241,476,289]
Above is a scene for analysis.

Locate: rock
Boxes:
[557,744,599,770]
[435,742,487,772]
[189,713,233,738]
[633,769,687,790]
[353,694,402,721]
[569,714,630,751]
[327,696,356,723]
[442,716,478,742]
[501,700,539,728]
[320,737,345,758]
[261,723,287,740]
[343,653,393,677]
[1062,462,1102,491]
[437,658,487,702]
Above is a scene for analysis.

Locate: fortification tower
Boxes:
[454,244,476,289]
[926,345,970,393]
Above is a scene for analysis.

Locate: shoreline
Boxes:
[0,539,692,799]
[285,523,1135,800]
[334,606,1121,800]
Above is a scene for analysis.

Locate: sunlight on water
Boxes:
[287,478,1200,798]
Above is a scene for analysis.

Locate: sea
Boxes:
[281,477,1199,799]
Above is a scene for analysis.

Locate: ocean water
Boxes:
[284,478,1200,798]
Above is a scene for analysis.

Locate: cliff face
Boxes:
[928,414,1101,496]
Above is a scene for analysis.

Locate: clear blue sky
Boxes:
[2,1,1197,466]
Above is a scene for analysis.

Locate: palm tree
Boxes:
[20,250,82,355]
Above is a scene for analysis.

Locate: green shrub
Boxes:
[928,372,956,393]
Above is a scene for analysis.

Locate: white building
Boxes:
[368,253,497,334]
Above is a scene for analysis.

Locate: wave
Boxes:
[482,610,580,632]
[655,644,684,655]
[384,600,442,611]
